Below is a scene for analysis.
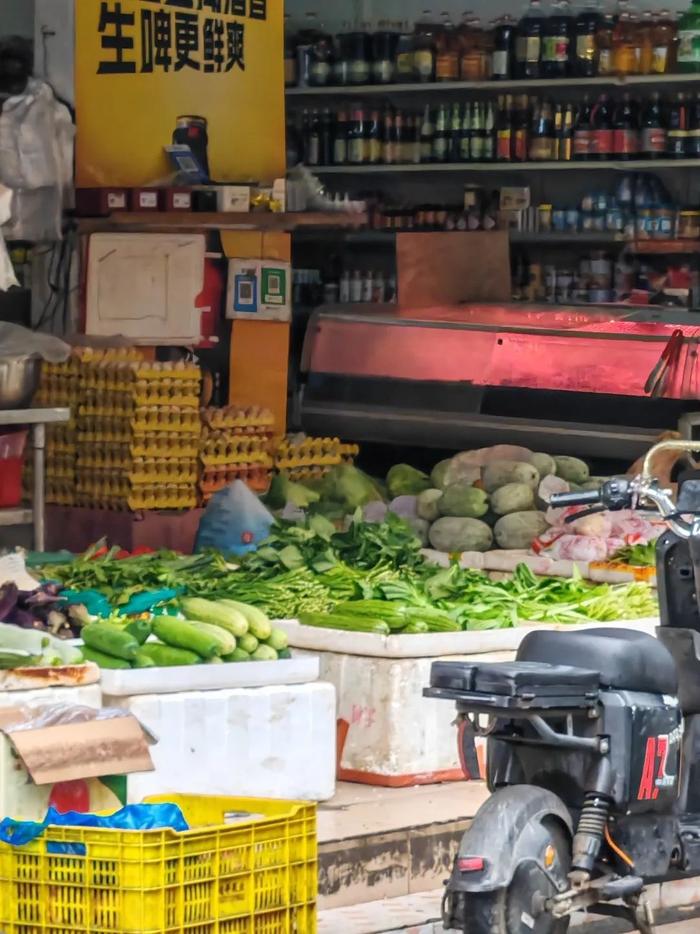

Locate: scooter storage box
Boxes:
[429,661,479,693]
[474,662,599,697]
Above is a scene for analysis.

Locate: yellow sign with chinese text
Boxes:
[75,0,285,187]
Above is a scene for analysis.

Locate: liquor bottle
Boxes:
[612,92,639,159]
[590,93,613,160]
[596,13,616,75]
[436,13,460,80]
[411,113,422,164]
[394,110,406,162]
[542,0,573,78]
[612,13,639,75]
[574,0,601,76]
[638,11,655,74]
[496,95,513,162]
[395,21,415,82]
[652,10,677,74]
[432,103,449,162]
[450,102,462,162]
[347,106,366,165]
[414,10,439,81]
[678,0,700,72]
[320,108,334,165]
[529,99,554,161]
[333,109,348,165]
[471,101,485,161]
[307,109,321,165]
[559,103,574,160]
[514,0,544,79]
[553,103,564,159]
[512,95,530,161]
[574,95,592,160]
[492,16,515,79]
[640,92,667,158]
[460,102,472,161]
[308,21,334,87]
[687,92,700,157]
[372,25,398,84]
[667,91,689,156]
[420,104,434,162]
[382,109,395,165]
[483,101,496,161]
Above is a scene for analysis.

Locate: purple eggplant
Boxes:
[23,591,63,608]
[0,583,19,622]
[6,608,44,630]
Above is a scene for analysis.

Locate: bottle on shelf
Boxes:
[596,12,616,75]
[483,100,496,160]
[347,106,366,164]
[372,24,398,84]
[450,102,462,161]
[367,109,381,164]
[574,0,601,76]
[394,109,407,162]
[436,12,460,80]
[678,0,700,72]
[667,91,689,156]
[687,91,700,156]
[460,101,473,161]
[395,21,415,82]
[496,95,513,161]
[491,15,515,79]
[638,11,655,74]
[320,108,334,165]
[529,99,555,161]
[414,10,439,82]
[471,100,485,161]
[574,95,592,159]
[514,0,545,79]
[306,108,321,165]
[654,10,678,73]
[350,269,363,302]
[382,109,395,164]
[512,95,531,161]
[344,25,372,85]
[458,11,480,80]
[590,93,614,160]
[542,0,573,78]
[332,20,351,85]
[612,92,640,159]
[432,103,449,162]
[308,18,334,87]
[420,104,434,162]
[640,92,667,158]
[612,12,640,75]
[559,102,575,160]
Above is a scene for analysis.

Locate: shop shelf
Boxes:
[77,211,368,235]
[314,160,700,174]
[0,508,32,526]
[287,72,700,99]
[0,793,317,934]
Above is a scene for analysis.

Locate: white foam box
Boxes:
[295,648,514,787]
[0,684,124,820]
[105,682,337,803]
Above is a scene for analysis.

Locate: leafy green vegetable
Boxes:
[610,542,657,567]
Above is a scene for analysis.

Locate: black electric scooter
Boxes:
[425,439,700,934]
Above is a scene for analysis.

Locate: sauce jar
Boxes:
[678,210,700,239]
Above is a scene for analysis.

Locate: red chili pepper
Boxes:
[89,546,109,560]
[131,546,155,556]
[115,550,131,560]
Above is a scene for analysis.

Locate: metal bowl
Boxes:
[0,356,41,409]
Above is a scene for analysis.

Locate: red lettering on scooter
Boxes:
[637,735,672,800]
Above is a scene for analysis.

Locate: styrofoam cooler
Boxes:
[295,649,515,787]
[105,682,337,802]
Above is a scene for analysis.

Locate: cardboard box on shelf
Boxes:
[0,704,154,820]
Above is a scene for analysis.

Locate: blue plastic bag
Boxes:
[0,803,189,850]
[195,479,274,556]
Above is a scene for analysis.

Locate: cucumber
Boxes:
[251,644,278,662]
[401,620,430,634]
[82,623,140,661]
[125,618,152,645]
[152,618,219,659]
[0,626,83,665]
[277,648,292,660]
[224,648,252,662]
[219,600,272,641]
[0,650,42,669]
[266,628,289,652]
[299,612,390,635]
[137,642,202,667]
[180,598,248,637]
[188,621,236,655]
[81,646,131,669]
[237,632,259,655]
[133,652,156,668]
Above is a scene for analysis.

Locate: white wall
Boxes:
[34,0,74,104]
[2,0,35,38]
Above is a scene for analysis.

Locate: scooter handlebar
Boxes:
[548,489,603,509]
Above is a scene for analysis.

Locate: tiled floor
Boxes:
[317,889,443,934]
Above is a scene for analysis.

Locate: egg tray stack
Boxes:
[76,357,201,511]
[274,436,359,482]
[199,406,275,502]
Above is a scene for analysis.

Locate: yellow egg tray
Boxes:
[201,406,275,431]
[78,409,202,434]
[77,452,198,471]
[199,465,271,499]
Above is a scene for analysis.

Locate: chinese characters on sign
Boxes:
[96,0,265,75]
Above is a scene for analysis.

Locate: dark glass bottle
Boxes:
[306,108,321,165]
[460,102,472,162]
[492,16,515,79]
[420,104,434,162]
[686,91,700,157]
[542,0,573,78]
[612,92,639,159]
[574,0,601,76]
[347,106,366,164]
[667,91,689,158]
[319,108,334,165]
[529,99,554,160]
[573,96,592,160]
[432,103,449,162]
[496,95,513,161]
[333,109,348,165]
[382,109,395,164]
[395,21,415,82]
[414,10,440,82]
[512,95,531,161]
[590,93,614,160]
[514,0,545,79]
[372,27,398,84]
[450,102,462,162]
[309,23,334,86]
[640,93,666,159]
[367,109,381,164]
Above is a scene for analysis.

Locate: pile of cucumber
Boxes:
[80,597,290,670]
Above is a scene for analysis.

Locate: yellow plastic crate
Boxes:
[0,794,317,934]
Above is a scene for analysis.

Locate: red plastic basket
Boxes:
[0,431,27,508]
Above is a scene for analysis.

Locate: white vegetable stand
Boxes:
[278,618,659,786]
[100,658,337,802]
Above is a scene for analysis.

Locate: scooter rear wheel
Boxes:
[460,822,571,934]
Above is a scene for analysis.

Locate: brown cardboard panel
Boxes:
[1,713,153,785]
[396,231,510,307]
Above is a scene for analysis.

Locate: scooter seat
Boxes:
[518,628,677,696]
